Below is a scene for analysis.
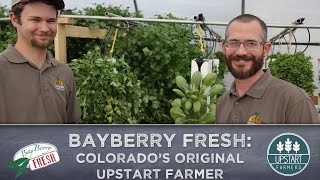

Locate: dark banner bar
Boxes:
[0,125,318,180]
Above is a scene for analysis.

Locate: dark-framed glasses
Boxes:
[225,40,264,50]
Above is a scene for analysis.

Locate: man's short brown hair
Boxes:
[225,14,268,42]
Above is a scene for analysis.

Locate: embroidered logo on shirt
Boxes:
[248,113,261,124]
[55,79,65,90]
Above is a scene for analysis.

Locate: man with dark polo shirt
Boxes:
[216,14,319,124]
[0,0,81,123]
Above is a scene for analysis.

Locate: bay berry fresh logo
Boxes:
[8,143,60,178]
[267,133,310,176]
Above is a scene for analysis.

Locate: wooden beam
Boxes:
[58,17,75,24]
[54,23,67,63]
[65,25,108,39]
[54,18,110,63]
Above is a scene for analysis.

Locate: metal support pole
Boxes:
[1,16,320,29]
[133,0,139,16]
[241,0,245,15]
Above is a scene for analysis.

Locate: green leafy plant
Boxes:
[170,71,224,124]
[213,51,228,80]
[70,47,144,124]
[114,17,201,123]
[63,4,142,62]
[0,5,17,52]
[268,52,316,96]
[68,8,202,124]
[8,157,30,179]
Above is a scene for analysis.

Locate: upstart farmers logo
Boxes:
[8,143,60,178]
[267,133,310,176]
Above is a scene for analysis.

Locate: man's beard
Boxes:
[31,33,54,49]
[225,54,264,79]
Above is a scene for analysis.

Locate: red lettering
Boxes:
[45,155,51,164]
[50,153,56,162]
[30,152,59,170]
[32,159,38,169]
[41,156,47,166]
[36,158,43,167]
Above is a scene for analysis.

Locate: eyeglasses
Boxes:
[224,40,264,50]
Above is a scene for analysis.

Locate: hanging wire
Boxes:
[302,28,311,53]
[204,29,209,54]
[212,28,217,53]
[269,18,314,55]
[271,27,311,54]
[199,20,216,59]
[208,25,216,56]
[283,36,289,53]
[193,14,221,60]
[205,24,217,58]
[277,38,283,53]
[292,33,297,54]
[271,45,275,55]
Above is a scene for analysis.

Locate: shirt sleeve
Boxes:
[66,71,81,124]
[286,98,320,124]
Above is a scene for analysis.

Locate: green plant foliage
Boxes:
[170,72,224,124]
[81,4,143,17]
[0,5,16,51]
[70,47,144,124]
[268,52,316,96]
[213,51,228,80]
[65,5,201,123]
[63,4,142,62]
[114,18,201,123]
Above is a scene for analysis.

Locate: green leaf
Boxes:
[15,159,29,179]
[142,47,150,55]
[8,158,29,169]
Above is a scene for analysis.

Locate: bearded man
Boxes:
[216,14,319,124]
